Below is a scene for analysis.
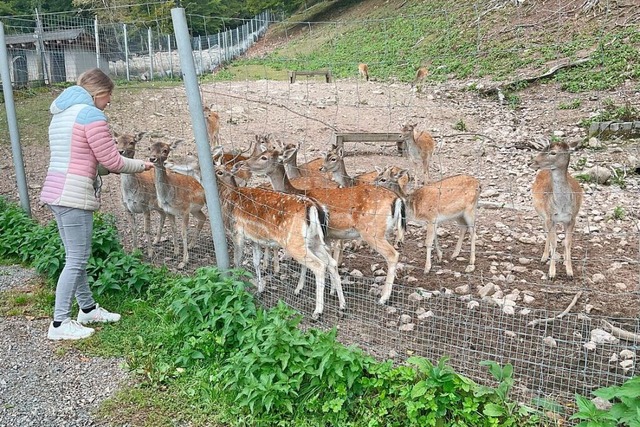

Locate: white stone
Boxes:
[400,314,412,324]
[592,273,606,283]
[455,284,470,294]
[502,305,515,315]
[590,329,619,344]
[523,294,535,304]
[583,341,597,351]
[543,336,557,347]
[620,349,635,360]
[467,300,480,310]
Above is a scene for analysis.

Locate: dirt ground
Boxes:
[2,76,640,402]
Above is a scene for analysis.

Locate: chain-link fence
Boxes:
[0,9,272,86]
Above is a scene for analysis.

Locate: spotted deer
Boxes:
[116,132,167,257]
[531,140,583,279]
[149,140,207,269]
[374,166,480,274]
[400,122,436,183]
[245,144,406,305]
[320,143,410,192]
[258,136,327,180]
[214,160,344,319]
[358,63,369,81]
[204,105,220,146]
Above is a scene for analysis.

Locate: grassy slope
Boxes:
[224,0,640,92]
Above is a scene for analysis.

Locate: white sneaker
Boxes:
[48,319,95,341]
[77,304,121,324]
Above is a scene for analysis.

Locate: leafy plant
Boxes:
[454,119,467,131]
[580,99,640,128]
[612,206,626,220]
[611,167,627,189]
[558,99,582,110]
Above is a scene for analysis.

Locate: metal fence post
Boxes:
[148,27,153,80]
[123,23,130,81]
[170,7,230,271]
[0,23,31,216]
[94,15,100,68]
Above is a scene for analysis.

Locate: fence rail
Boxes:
[0,9,272,86]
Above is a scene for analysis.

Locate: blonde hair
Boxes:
[77,68,114,98]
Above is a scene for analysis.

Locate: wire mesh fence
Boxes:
[2,1,640,424]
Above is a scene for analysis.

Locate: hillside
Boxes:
[238,0,640,92]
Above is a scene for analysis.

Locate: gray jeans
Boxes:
[49,205,96,321]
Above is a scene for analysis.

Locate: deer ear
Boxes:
[171,139,185,151]
[337,147,344,157]
[135,131,146,141]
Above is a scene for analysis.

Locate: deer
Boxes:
[358,63,369,81]
[374,166,480,274]
[412,66,428,89]
[244,143,406,306]
[530,140,583,279]
[164,146,252,186]
[257,136,327,180]
[214,159,345,319]
[203,105,220,146]
[320,143,411,193]
[115,132,167,257]
[399,122,436,183]
[148,140,207,269]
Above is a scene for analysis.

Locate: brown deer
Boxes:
[374,166,480,274]
[320,143,411,192]
[258,136,327,180]
[358,63,369,81]
[400,122,436,183]
[412,66,428,89]
[531,141,583,279]
[165,146,252,186]
[204,105,220,146]
[214,160,345,319]
[149,140,207,269]
[245,144,406,306]
[116,132,167,257]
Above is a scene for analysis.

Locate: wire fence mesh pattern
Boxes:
[2,1,640,422]
[0,9,272,85]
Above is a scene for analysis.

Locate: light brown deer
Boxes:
[116,132,167,257]
[412,66,428,89]
[400,123,436,183]
[214,161,345,319]
[358,63,369,81]
[374,166,480,274]
[204,105,220,146]
[245,144,406,306]
[320,143,411,192]
[531,141,583,279]
[165,146,252,186]
[149,140,207,269]
[259,136,327,180]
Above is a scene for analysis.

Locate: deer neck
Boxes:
[330,161,355,187]
[153,163,172,199]
[284,157,302,179]
[403,131,422,159]
[268,162,303,194]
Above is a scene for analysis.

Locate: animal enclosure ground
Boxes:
[2,77,639,403]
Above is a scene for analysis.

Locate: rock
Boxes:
[399,323,415,332]
[543,336,557,347]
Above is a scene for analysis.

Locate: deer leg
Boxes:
[252,244,266,292]
[451,220,467,259]
[126,211,138,249]
[295,265,308,295]
[547,224,558,279]
[142,211,154,257]
[177,214,190,269]
[424,222,437,274]
[152,210,166,244]
[540,216,552,262]
[362,235,398,305]
[272,248,280,273]
[465,223,477,273]
[564,221,576,278]
[301,255,327,320]
[188,210,206,249]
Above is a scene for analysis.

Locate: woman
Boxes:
[40,68,154,341]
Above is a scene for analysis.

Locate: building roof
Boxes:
[5,28,87,46]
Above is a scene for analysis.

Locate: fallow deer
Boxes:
[412,66,428,89]
[204,105,220,146]
[374,166,480,274]
[358,63,369,81]
[116,132,166,257]
[531,140,583,279]
[320,143,411,192]
[165,146,252,186]
[245,144,406,306]
[149,140,207,269]
[214,160,345,319]
[400,122,436,183]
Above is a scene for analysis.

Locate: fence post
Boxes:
[148,27,154,80]
[34,9,49,84]
[170,7,230,271]
[0,23,31,216]
[167,35,173,78]
[94,16,100,68]
[123,23,130,81]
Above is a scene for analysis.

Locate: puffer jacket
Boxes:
[40,85,145,211]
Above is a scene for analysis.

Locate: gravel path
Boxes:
[0,265,129,427]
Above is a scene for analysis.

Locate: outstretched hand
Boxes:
[143,161,154,171]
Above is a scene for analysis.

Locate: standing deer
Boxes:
[204,106,220,146]
[320,143,410,192]
[245,144,406,306]
[374,166,480,274]
[149,140,207,269]
[358,63,369,81]
[400,122,436,183]
[116,132,166,257]
[531,141,583,279]
[214,161,345,319]
[412,66,428,89]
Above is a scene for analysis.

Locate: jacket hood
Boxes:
[50,85,94,115]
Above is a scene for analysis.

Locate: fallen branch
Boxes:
[601,319,640,343]
[479,58,592,96]
[528,291,582,327]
